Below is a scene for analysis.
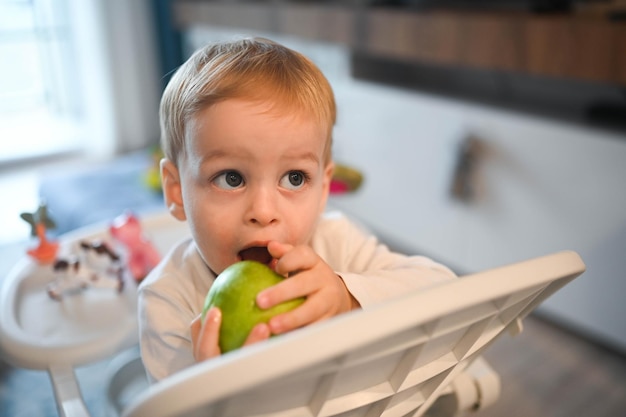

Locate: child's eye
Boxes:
[213,171,244,189]
[280,171,308,190]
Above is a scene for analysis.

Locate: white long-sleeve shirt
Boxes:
[138,211,456,383]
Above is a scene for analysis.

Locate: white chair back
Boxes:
[123,251,585,417]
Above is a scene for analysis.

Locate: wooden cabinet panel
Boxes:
[616,25,626,84]
[174,2,275,33]
[569,21,616,82]
[172,1,626,86]
[458,13,523,72]
[363,11,463,66]
[276,5,354,45]
[522,17,619,83]
[174,2,355,45]
[523,18,578,79]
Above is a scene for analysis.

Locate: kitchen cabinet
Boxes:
[172,0,626,86]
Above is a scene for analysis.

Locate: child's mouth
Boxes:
[238,246,272,266]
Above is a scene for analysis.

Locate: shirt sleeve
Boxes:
[313,212,457,307]
[138,284,196,383]
[137,240,209,384]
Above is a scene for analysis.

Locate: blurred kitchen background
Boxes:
[1,1,625,416]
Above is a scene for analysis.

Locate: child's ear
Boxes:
[160,158,187,221]
[319,161,335,213]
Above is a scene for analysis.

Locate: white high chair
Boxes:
[0,211,191,417]
[122,250,585,417]
[0,211,586,417]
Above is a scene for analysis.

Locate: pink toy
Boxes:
[110,211,161,282]
[329,164,363,195]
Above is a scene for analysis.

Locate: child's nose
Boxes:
[246,187,279,226]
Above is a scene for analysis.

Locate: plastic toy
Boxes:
[330,163,364,194]
[48,240,125,300]
[20,202,59,264]
[110,211,161,282]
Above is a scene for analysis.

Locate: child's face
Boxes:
[162,99,333,275]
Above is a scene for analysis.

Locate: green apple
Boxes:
[202,260,305,353]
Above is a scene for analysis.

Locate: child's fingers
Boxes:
[243,323,271,346]
[268,296,327,334]
[267,240,292,256]
[270,244,317,277]
[191,307,222,361]
[256,265,320,310]
[266,241,292,265]
[258,269,316,307]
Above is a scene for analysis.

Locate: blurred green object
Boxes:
[331,163,364,194]
[144,146,164,193]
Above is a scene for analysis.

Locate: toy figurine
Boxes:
[48,240,124,300]
[109,211,161,282]
[20,202,59,264]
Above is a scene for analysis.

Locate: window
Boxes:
[0,0,81,165]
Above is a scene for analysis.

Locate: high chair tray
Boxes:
[0,212,190,370]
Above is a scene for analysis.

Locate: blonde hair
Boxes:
[160,37,336,165]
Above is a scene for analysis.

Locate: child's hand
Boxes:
[257,241,359,335]
[190,307,270,362]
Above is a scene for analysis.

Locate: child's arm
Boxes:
[187,213,455,365]
[315,212,457,307]
[256,213,457,335]
[139,285,197,383]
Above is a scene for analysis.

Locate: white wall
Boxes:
[328,78,626,353]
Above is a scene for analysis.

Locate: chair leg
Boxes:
[424,357,501,416]
[48,364,91,417]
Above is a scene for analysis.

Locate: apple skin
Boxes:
[202,260,305,353]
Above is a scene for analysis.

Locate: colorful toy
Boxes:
[48,240,124,300]
[110,211,161,282]
[20,202,59,264]
[330,163,364,194]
